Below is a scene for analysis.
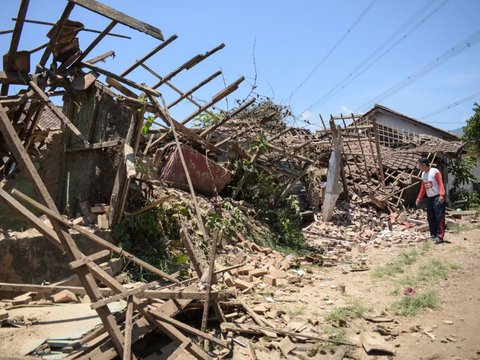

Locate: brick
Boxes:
[268,269,286,279]
[237,265,255,275]
[224,272,235,287]
[52,290,78,303]
[263,275,277,286]
[234,279,253,292]
[248,268,268,278]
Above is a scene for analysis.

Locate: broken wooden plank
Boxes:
[180,76,245,125]
[152,44,225,89]
[0,282,111,296]
[120,35,178,77]
[82,62,160,97]
[123,296,134,360]
[167,70,221,109]
[69,249,111,269]
[0,71,32,85]
[2,0,30,95]
[220,323,355,346]
[70,0,164,40]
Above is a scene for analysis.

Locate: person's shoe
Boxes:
[433,237,444,244]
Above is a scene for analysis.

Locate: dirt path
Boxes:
[250,226,480,359]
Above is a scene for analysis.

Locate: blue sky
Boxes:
[1,0,480,131]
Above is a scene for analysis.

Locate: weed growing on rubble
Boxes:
[321,325,347,343]
[205,201,245,236]
[325,300,370,324]
[372,249,419,278]
[397,259,454,288]
[192,112,221,128]
[112,202,187,281]
[232,159,307,253]
[390,291,438,316]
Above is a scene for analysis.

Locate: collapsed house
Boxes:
[0,1,471,359]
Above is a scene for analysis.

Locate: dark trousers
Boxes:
[426,195,445,240]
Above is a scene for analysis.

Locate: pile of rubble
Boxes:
[0,1,473,359]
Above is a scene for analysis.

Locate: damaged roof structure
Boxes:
[0,1,470,359]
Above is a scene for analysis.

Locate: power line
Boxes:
[356,28,480,112]
[289,0,378,99]
[419,90,480,120]
[307,0,448,112]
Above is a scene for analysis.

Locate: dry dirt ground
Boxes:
[232,225,480,360]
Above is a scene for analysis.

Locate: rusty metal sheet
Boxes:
[159,144,231,196]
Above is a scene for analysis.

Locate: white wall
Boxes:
[375,113,452,139]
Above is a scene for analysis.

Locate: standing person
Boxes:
[415,157,446,244]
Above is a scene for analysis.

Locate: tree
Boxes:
[463,102,480,154]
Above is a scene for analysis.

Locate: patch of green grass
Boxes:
[390,291,439,316]
[287,305,307,318]
[372,249,419,278]
[322,325,347,343]
[326,300,370,323]
[448,223,476,234]
[397,259,451,287]
[420,241,432,254]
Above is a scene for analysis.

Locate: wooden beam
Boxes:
[201,230,219,332]
[69,249,111,269]
[149,312,228,348]
[180,77,245,125]
[220,322,356,346]
[82,62,160,97]
[13,18,131,39]
[69,0,164,40]
[167,70,221,109]
[38,2,75,68]
[67,20,118,68]
[123,296,134,360]
[87,262,212,360]
[200,98,255,137]
[2,0,30,95]
[144,94,220,155]
[0,71,31,85]
[85,50,115,64]
[91,281,159,309]
[152,44,225,89]
[179,226,203,277]
[120,35,178,77]
[0,282,112,296]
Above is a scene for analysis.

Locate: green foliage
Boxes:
[390,291,438,316]
[142,115,156,135]
[232,158,306,253]
[397,259,450,288]
[112,201,187,282]
[462,102,480,154]
[448,222,476,234]
[192,113,221,128]
[205,201,246,236]
[372,249,419,278]
[321,326,347,344]
[448,157,478,187]
[447,156,479,206]
[326,300,370,324]
[250,134,269,152]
